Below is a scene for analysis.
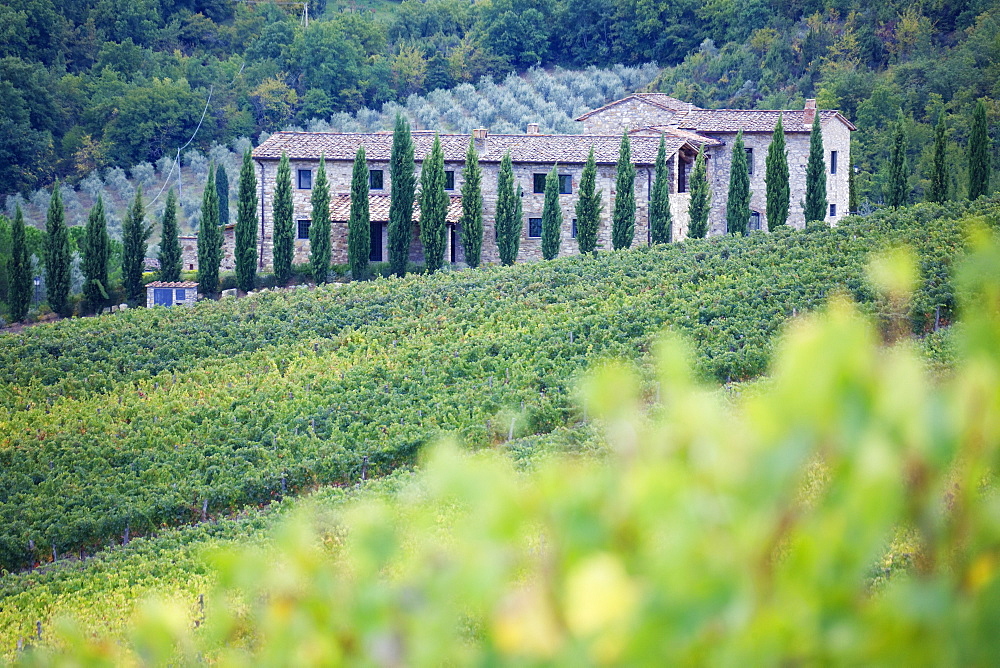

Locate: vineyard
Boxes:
[0,201,993,577]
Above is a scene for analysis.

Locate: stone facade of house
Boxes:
[180,95,854,273]
[146,281,199,308]
[581,95,855,232]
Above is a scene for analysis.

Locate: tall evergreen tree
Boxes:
[726,130,750,235]
[388,114,415,277]
[495,151,520,266]
[575,147,602,254]
[460,137,483,268]
[216,164,230,228]
[541,164,563,260]
[612,131,636,250]
[765,113,790,231]
[158,189,181,282]
[272,152,294,283]
[649,136,672,244]
[804,111,827,222]
[198,167,222,295]
[927,114,948,204]
[968,99,990,200]
[348,145,371,280]
[45,182,71,316]
[419,134,448,273]
[687,146,710,239]
[235,148,258,292]
[82,195,110,313]
[309,155,331,284]
[886,114,908,209]
[8,205,30,322]
[122,185,150,307]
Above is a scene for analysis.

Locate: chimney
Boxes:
[526,122,540,135]
[804,99,816,126]
[472,127,488,154]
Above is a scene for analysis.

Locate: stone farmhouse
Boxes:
[181,94,853,271]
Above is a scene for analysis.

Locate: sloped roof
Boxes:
[631,126,723,147]
[329,194,463,224]
[147,281,198,288]
[677,109,856,133]
[253,132,689,166]
[576,93,702,121]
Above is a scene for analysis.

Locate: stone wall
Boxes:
[245,156,655,271]
[701,119,851,234]
[581,98,682,134]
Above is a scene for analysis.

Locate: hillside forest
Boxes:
[1,0,998,210]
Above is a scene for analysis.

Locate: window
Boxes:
[175,288,185,301]
[571,218,578,238]
[745,147,754,175]
[830,150,838,175]
[369,169,383,190]
[558,174,572,194]
[749,211,761,231]
[369,222,383,262]
[829,203,836,217]
[298,169,312,190]
[678,159,690,193]
[297,219,311,240]
[528,217,542,238]
[533,174,546,193]
[188,263,194,271]
[445,171,455,190]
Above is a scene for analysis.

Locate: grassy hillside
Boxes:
[0,200,993,577]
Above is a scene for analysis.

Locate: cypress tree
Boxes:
[804,111,827,222]
[726,130,750,236]
[82,195,110,313]
[419,134,448,273]
[216,164,230,228]
[495,151,519,266]
[388,114,415,277]
[513,184,524,258]
[9,205,30,322]
[309,155,331,284]
[886,115,908,209]
[158,189,181,282]
[198,167,222,295]
[348,145,371,280]
[235,148,258,292]
[765,113,790,230]
[460,137,483,268]
[541,164,562,260]
[122,185,150,307]
[45,182,71,316]
[272,152,294,283]
[687,146,710,239]
[649,136,672,244]
[968,99,990,200]
[612,131,636,250]
[575,147,602,254]
[927,114,948,204]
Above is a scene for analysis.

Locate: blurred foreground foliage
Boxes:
[16,234,1000,664]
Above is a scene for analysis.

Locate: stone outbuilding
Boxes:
[146,281,198,308]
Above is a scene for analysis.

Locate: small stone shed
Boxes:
[146,281,199,308]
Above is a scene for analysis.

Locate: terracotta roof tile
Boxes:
[631,126,722,146]
[253,132,688,166]
[678,109,855,133]
[329,194,463,224]
[147,281,199,288]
